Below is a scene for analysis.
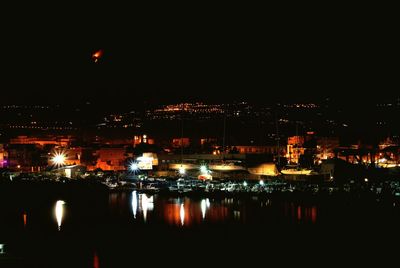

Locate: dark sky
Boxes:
[1,6,398,108]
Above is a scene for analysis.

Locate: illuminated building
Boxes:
[315,137,340,161]
[379,137,398,150]
[10,135,73,147]
[93,148,127,171]
[135,152,159,170]
[286,136,305,164]
[7,144,47,172]
[133,135,154,147]
[287,136,304,146]
[0,144,7,168]
[172,138,190,148]
[47,148,82,167]
[247,163,280,176]
[235,145,283,155]
[200,138,217,146]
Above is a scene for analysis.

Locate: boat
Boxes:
[101,181,119,189]
[377,160,400,169]
[209,160,246,171]
[141,183,160,194]
[280,165,312,175]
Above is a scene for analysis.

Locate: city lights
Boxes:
[3,21,400,266]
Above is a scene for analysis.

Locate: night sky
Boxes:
[1,7,398,108]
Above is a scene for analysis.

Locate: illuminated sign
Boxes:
[137,156,153,170]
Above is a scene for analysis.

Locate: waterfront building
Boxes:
[0,144,7,168]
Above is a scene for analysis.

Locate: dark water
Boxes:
[1,182,400,267]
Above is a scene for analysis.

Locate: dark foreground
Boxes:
[1,180,400,267]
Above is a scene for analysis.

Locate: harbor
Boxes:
[1,175,400,267]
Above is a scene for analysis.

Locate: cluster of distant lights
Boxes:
[8,125,75,130]
[283,103,319,108]
[97,124,136,129]
[152,103,225,117]
[2,105,50,109]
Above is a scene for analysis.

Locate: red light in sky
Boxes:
[92,49,103,63]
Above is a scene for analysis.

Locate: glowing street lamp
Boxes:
[179,165,186,175]
[128,161,140,180]
[259,180,264,186]
[130,162,139,172]
[200,165,208,174]
[51,152,66,167]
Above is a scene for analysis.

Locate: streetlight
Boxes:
[51,152,66,167]
[128,161,140,180]
[200,165,208,174]
[130,162,139,172]
[179,165,186,175]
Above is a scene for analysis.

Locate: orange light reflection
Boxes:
[23,213,27,228]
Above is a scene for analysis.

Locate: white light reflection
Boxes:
[55,200,65,231]
[206,198,210,208]
[180,204,185,226]
[131,191,138,219]
[140,194,154,222]
[201,199,206,219]
[234,210,241,220]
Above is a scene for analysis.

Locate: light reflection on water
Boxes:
[132,191,155,222]
[140,194,154,222]
[200,199,206,219]
[23,212,27,228]
[93,251,100,268]
[3,189,400,267]
[55,200,65,231]
[284,202,318,223]
[108,191,319,226]
[131,191,138,219]
[180,204,185,226]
